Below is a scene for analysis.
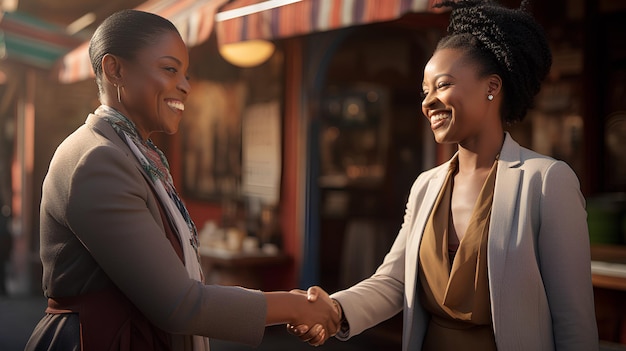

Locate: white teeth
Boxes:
[431,113,450,122]
[167,100,184,111]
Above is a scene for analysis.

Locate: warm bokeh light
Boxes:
[218,39,275,68]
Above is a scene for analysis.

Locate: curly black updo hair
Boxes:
[434,0,552,124]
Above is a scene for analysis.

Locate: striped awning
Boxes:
[216,0,442,45]
[58,0,440,83]
[58,0,228,84]
[0,11,82,69]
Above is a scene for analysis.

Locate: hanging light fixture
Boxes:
[214,1,297,68]
[218,39,275,68]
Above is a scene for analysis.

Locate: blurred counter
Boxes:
[591,245,626,345]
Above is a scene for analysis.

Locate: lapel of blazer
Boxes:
[405,161,450,303]
[86,113,135,161]
[487,132,522,321]
[85,113,171,232]
[405,160,451,317]
[85,113,150,177]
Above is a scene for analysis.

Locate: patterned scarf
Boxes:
[96,105,202,269]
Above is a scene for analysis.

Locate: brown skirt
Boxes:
[421,315,497,351]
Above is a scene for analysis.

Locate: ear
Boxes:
[487,74,502,97]
[101,53,123,86]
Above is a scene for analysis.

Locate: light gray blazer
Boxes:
[332,133,598,351]
[39,112,266,349]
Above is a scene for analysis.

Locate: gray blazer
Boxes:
[39,112,266,348]
[332,133,598,351]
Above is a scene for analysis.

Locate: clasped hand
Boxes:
[287,286,340,346]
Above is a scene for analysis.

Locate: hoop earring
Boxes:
[487,94,494,101]
[116,84,122,103]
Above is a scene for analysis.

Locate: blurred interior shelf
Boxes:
[591,245,626,291]
[199,247,290,289]
[199,247,287,264]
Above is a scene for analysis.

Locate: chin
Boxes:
[433,127,460,144]
[165,120,181,135]
[432,131,449,144]
[434,136,460,146]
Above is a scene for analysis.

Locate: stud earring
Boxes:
[487,94,494,101]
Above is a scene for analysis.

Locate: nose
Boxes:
[421,91,436,116]
[421,91,435,108]
[178,76,191,96]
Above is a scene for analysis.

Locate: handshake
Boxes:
[282,286,343,346]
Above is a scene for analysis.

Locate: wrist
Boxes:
[332,299,350,335]
[331,299,343,320]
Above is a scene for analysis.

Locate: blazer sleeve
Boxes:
[64,143,267,346]
[537,161,599,350]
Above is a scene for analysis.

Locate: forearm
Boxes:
[264,291,298,325]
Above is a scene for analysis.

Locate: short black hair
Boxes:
[435,0,552,124]
[88,9,180,95]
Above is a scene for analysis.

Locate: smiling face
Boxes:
[115,30,190,140]
[421,48,499,145]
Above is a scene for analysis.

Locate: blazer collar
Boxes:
[85,111,134,158]
[85,110,161,185]
[498,132,523,168]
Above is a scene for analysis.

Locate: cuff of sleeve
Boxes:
[333,300,351,340]
[336,317,351,340]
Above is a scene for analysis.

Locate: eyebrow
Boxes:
[161,55,183,65]
[422,73,454,86]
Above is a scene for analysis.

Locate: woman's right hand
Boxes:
[286,286,341,346]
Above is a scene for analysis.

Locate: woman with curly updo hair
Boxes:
[290,1,598,350]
